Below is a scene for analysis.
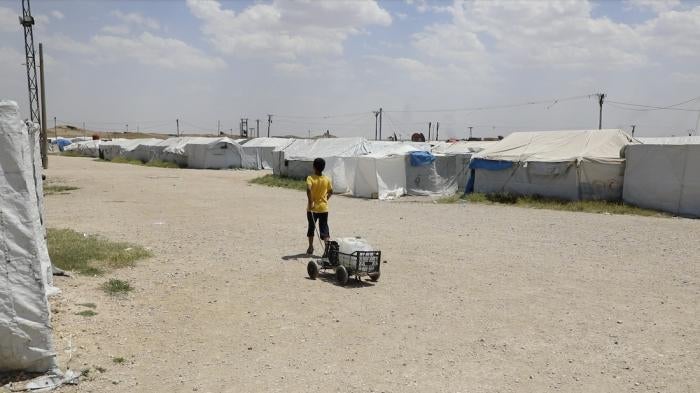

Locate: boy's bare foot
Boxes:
[306,246,314,255]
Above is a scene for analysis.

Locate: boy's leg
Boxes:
[318,213,330,257]
[306,211,315,254]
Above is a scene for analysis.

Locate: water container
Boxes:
[335,237,374,255]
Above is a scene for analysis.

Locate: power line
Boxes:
[607,96,700,112]
[383,94,594,114]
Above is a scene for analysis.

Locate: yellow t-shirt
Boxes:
[306,175,333,213]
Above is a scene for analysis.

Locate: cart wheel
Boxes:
[307,261,319,279]
[336,266,348,286]
[369,272,381,282]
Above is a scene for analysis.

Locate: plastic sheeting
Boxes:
[406,154,458,196]
[0,100,57,372]
[623,144,700,217]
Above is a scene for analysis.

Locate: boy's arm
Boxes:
[326,179,333,199]
[306,177,313,210]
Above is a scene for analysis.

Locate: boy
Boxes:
[306,158,333,255]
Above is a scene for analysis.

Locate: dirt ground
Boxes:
[43,156,698,393]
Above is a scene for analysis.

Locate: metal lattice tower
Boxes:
[20,0,40,124]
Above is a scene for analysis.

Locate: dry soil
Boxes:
[44,156,699,393]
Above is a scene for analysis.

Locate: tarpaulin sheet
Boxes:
[409,151,435,166]
[0,100,57,372]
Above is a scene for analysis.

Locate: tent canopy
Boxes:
[637,136,700,145]
[280,137,368,160]
[475,129,636,163]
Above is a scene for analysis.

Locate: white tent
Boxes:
[272,138,369,187]
[637,136,700,145]
[100,138,161,161]
[471,129,637,200]
[623,144,700,217]
[63,139,100,157]
[405,153,459,196]
[348,153,407,199]
[0,101,57,372]
[241,137,294,169]
[162,137,245,169]
[123,138,166,162]
[430,140,494,154]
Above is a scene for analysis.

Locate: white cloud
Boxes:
[48,32,226,71]
[0,46,24,67]
[112,10,160,30]
[371,56,439,81]
[47,34,95,55]
[638,6,700,58]
[274,62,308,75]
[625,0,681,13]
[401,0,700,74]
[0,6,19,32]
[187,0,392,59]
[51,10,65,20]
[35,14,50,25]
[101,24,130,35]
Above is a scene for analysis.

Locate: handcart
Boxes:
[307,238,381,286]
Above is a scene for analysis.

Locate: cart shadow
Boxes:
[315,271,376,288]
[281,253,314,261]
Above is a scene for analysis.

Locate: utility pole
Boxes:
[631,125,636,136]
[256,119,260,138]
[53,116,56,138]
[240,118,248,138]
[598,94,605,129]
[435,122,440,141]
[83,121,86,138]
[126,123,128,133]
[468,126,473,140]
[378,108,383,140]
[176,118,180,137]
[373,111,379,140]
[217,120,220,135]
[267,114,272,137]
[20,0,40,124]
[38,42,47,168]
[428,122,432,140]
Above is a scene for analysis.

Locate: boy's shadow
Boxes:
[281,253,313,261]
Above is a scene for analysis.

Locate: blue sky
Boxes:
[1,0,699,138]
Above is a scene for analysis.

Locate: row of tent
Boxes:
[65,131,700,217]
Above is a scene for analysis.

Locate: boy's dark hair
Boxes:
[313,157,326,172]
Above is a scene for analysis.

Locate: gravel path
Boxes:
[45,156,699,393]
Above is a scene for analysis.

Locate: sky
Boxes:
[1,0,699,139]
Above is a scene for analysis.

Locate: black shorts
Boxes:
[307,211,329,238]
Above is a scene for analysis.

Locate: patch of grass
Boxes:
[249,174,307,191]
[101,278,133,296]
[145,159,180,168]
[110,156,144,166]
[47,228,152,275]
[60,151,86,157]
[112,357,125,364]
[440,192,666,217]
[44,185,79,195]
[95,366,107,373]
[76,310,97,317]
[77,302,97,309]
